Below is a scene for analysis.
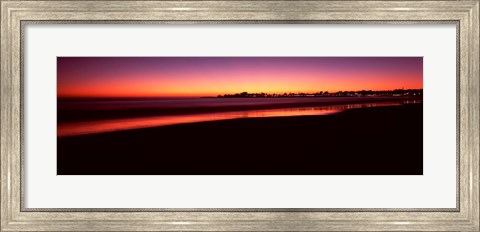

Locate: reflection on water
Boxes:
[57,101,420,137]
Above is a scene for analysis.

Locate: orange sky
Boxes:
[57,57,423,98]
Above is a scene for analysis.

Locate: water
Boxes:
[57,97,421,137]
[58,97,405,111]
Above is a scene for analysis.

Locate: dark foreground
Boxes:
[57,104,423,175]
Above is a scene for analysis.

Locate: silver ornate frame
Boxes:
[1,1,479,231]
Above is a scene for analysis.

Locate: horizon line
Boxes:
[57,88,423,99]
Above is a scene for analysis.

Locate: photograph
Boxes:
[57,57,423,175]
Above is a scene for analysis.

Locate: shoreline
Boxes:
[58,96,421,123]
[58,103,423,175]
[57,100,413,137]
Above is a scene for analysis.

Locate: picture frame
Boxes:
[1,0,478,231]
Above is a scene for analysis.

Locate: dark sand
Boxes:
[57,103,423,175]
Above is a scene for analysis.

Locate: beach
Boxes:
[57,103,423,175]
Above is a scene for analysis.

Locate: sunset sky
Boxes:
[57,57,423,98]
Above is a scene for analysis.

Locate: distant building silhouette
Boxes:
[216,89,423,98]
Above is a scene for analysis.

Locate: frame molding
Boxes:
[18,19,462,214]
[1,1,479,231]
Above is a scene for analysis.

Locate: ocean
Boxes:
[57,97,421,137]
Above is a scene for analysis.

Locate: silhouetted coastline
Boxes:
[214,89,422,98]
[57,103,423,175]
